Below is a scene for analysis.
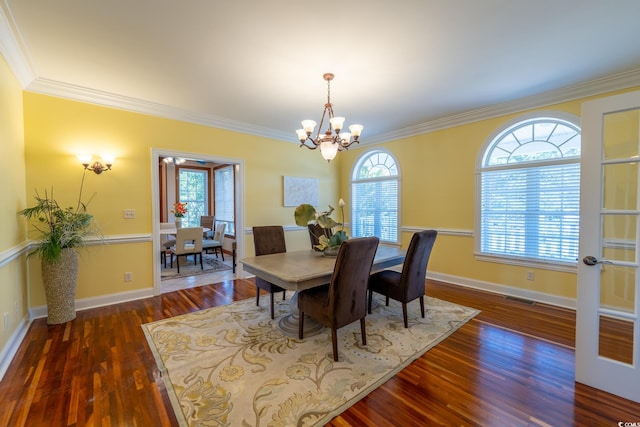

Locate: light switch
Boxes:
[124,209,136,219]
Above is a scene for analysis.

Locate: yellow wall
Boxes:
[23,93,340,306]
[15,71,640,313]
[0,54,28,350]
[339,93,638,302]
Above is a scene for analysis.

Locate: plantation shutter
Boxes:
[480,161,580,262]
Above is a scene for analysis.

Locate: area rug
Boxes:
[142,295,479,426]
[161,253,231,279]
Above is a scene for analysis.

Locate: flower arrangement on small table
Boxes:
[294,198,348,255]
[171,202,188,227]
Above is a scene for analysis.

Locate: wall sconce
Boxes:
[78,155,114,175]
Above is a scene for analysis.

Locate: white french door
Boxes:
[576,90,640,402]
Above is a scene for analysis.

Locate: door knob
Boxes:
[582,256,611,266]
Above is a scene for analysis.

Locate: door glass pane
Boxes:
[602,214,636,262]
[600,265,636,314]
[598,314,634,364]
[598,265,635,364]
[602,162,638,211]
[603,109,640,160]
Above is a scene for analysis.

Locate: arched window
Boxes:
[351,150,400,243]
[476,113,581,265]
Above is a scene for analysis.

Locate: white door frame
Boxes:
[150,148,245,295]
[576,90,640,403]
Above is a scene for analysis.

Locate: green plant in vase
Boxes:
[294,198,348,253]
[19,170,102,324]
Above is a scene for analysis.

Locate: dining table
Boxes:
[160,226,211,235]
[240,245,406,336]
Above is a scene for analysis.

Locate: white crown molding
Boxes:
[365,68,640,145]
[27,68,640,146]
[0,1,36,87]
[25,77,293,142]
[2,0,639,145]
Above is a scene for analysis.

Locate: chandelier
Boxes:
[296,73,363,162]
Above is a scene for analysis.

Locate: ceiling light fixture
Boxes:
[296,73,363,162]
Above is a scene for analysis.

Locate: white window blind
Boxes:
[352,150,399,243]
[480,162,580,262]
[215,166,235,235]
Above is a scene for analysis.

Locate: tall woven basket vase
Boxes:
[41,248,79,325]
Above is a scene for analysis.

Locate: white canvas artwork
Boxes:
[283,176,319,207]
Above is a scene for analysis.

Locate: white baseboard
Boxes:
[0,316,30,382]
[28,287,155,319]
[428,271,576,310]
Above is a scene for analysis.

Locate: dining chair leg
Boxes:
[298,311,305,339]
[419,296,425,318]
[176,255,180,274]
[269,292,275,319]
[331,328,339,361]
[360,318,367,346]
[256,286,260,306]
[367,290,373,314]
[282,291,286,301]
[402,303,408,328]
[386,296,390,306]
[199,252,203,270]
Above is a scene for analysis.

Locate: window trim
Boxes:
[350,149,401,244]
[474,111,581,270]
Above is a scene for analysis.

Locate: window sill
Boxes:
[474,253,577,273]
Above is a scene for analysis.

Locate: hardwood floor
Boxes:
[1,279,639,426]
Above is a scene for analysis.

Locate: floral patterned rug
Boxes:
[142,294,479,426]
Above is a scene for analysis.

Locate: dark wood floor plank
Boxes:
[1,278,639,426]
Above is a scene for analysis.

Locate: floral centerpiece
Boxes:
[294,198,349,254]
[171,201,188,218]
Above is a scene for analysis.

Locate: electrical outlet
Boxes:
[124,272,133,282]
[526,271,535,281]
[123,209,136,219]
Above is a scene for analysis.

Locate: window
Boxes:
[477,114,581,266]
[351,150,399,243]
[177,168,209,227]
[215,165,235,235]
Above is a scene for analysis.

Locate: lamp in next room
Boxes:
[296,73,363,162]
[78,155,114,175]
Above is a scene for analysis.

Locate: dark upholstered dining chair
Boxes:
[368,230,437,328]
[252,226,287,319]
[298,237,379,361]
[307,223,333,250]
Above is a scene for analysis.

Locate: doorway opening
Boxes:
[151,148,245,295]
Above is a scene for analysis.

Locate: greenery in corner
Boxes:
[19,172,101,263]
[294,199,348,251]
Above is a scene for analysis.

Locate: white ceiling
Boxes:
[3,0,640,144]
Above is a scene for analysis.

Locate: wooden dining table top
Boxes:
[240,245,406,292]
